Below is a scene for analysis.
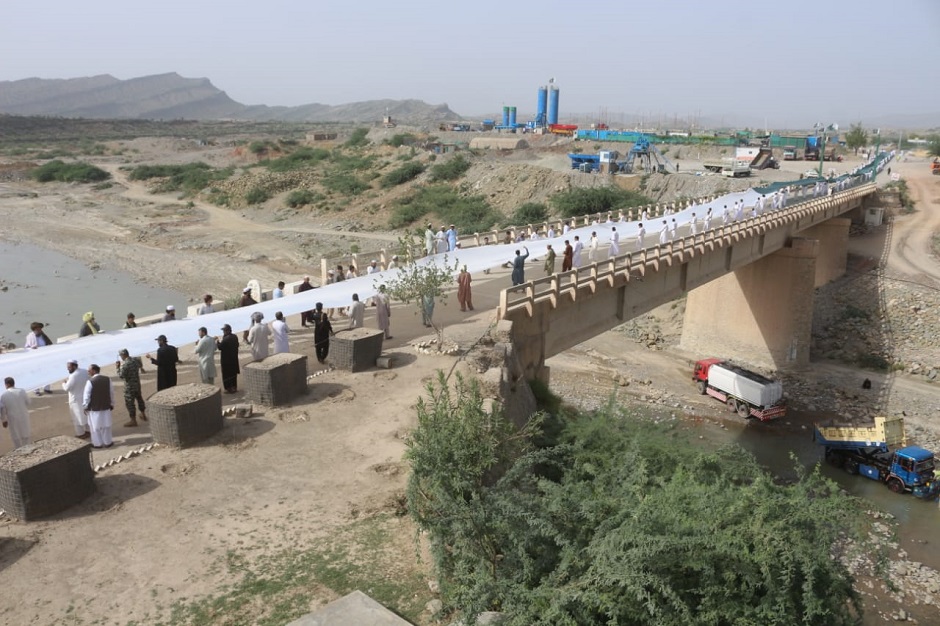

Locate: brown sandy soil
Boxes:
[0,142,937,624]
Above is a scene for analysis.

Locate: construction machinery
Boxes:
[749,147,780,170]
[782,146,800,161]
[619,134,675,174]
[815,416,939,499]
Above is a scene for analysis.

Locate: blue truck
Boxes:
[815,416,939,499]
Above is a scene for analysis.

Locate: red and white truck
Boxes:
[692,358,787,421]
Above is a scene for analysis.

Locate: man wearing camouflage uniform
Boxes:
[116,349,147,427]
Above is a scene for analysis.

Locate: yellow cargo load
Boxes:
[814,416,907,449]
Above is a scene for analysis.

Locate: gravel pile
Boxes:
[0,435,86,471]
[149,382,218,406]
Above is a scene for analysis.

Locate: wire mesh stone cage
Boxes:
[330,328,384,372]
[244,353,308,406]
[148,383,223,448]
[0,436,95,520]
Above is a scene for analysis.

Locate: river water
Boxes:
[686,412,940,572]
[0,240,187,346]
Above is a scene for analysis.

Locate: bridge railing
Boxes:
[498,182,876,318]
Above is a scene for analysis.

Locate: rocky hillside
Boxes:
[0,73,459,124]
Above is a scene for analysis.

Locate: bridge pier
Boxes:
[679,237,819,370]
[802,217,850,287]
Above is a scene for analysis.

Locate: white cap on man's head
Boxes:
[166,305,175,311]
[243,287,252,293]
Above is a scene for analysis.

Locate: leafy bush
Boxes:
[263,147,330,172]
[31,160,110,183]
[509,202,549,225]
[429,155,471,182]
[128,162,231,195]
[858,352,890,371]
[244,187,270,205]
[380,161,426,188]
[344,127,370,148]
[407,377,868,625]
[390,184,498,232]
[384,133,417,147]
[550,186,653,218]
[330,152,375,171]
[285,189,322,208]
[322,172,369,196]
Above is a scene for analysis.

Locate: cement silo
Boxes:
[502,106,510,127]
[509,106,517,127]
[537,86,548,126]
[548,85,560,125]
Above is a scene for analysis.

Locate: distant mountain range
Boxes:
[0,73,459,124]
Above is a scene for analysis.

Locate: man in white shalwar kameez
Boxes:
[608,227,620,258]
[194,327,217,384]
[247,312,270,362]
[0,378,31,449]
[82,365,113,449]
[374,286,392,339]
[270,312,290,354]
[62,360,90,438]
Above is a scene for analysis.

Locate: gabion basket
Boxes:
[331,328,384,372]
[0,436,95,520]
[244,353,308,406]
[148,383,223,448]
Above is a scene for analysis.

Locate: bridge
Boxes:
[497,182,880,382]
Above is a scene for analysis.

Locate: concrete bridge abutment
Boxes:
[679,237,819,371]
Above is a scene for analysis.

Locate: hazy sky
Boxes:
[3,0,939,127]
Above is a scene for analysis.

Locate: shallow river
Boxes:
[686,412,940,571]
[0,239,187,346]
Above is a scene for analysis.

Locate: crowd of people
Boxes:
[1,272,410,452]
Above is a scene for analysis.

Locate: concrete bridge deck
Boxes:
[499,182,877,380]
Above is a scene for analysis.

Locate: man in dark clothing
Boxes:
[216,324,240,393]
[147,335,180,391]
[312,303,334,364]
[511,247,530,285]
[239,287,257,307]
[298,275,315,327]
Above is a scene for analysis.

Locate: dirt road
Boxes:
[884,162,940,286]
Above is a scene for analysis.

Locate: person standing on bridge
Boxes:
[670,218,678,240]
[659,220,669,245]
[562,240,573,272]
[511,247,530,285]
[635,224,646,251]
[608,227,620,258]
[588,232,599,263]
[689,213,698,237]
[703,209,712,231]
[543,244,556,275]
[572,235,583,268]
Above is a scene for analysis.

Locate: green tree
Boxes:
[550,186,652,218]
[845,122,869,155]
[344,127,370,148]
[407,386,869,626]
[927,134,940,158]
[382,238,457,348]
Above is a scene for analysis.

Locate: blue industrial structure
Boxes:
[509,106,517,127]
[536,86,548,127]
[548,86,559,125]
[501,106,510,128]
[567,134,676,174]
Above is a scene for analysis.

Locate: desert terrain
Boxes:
[0,129,938,625]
